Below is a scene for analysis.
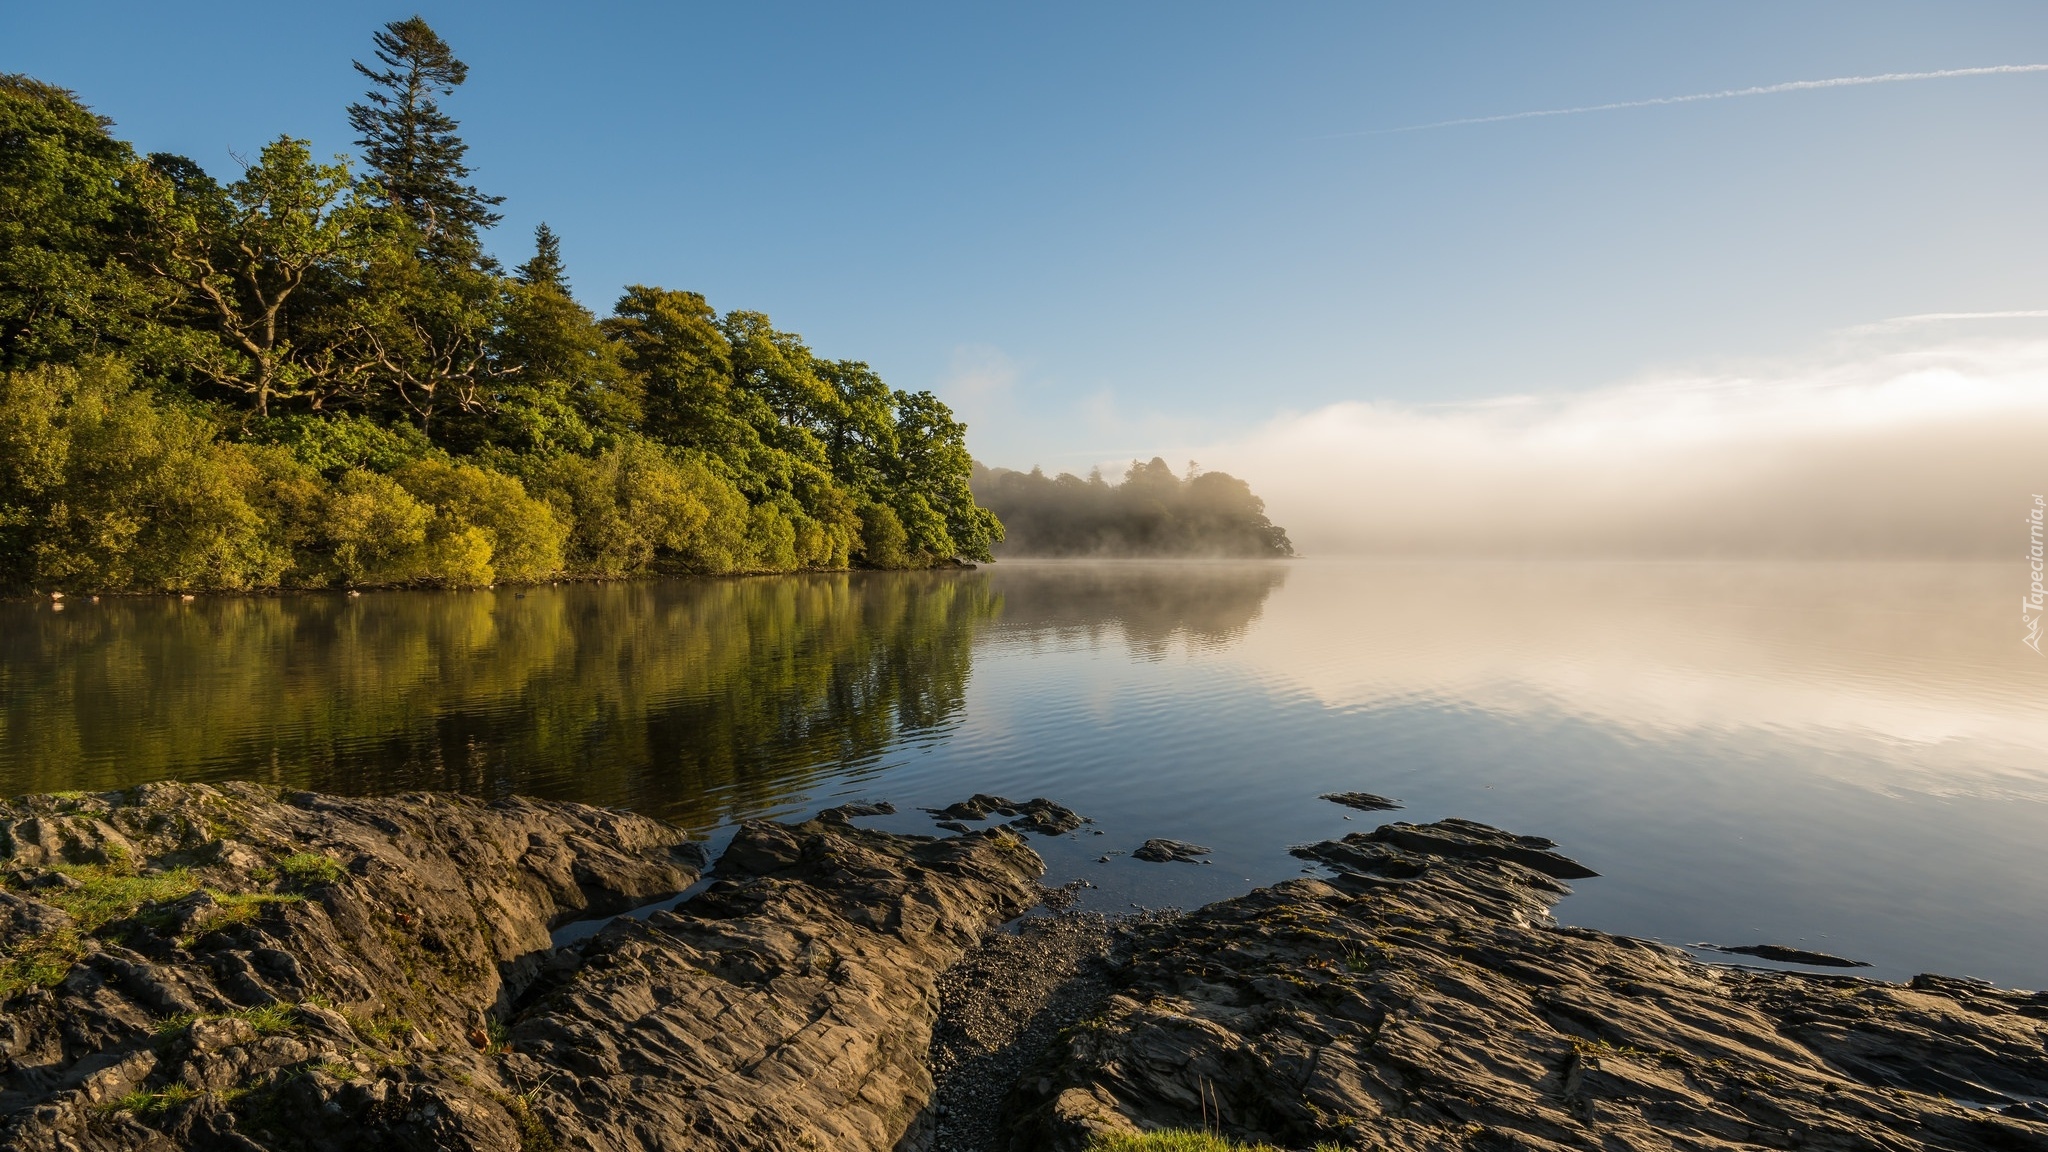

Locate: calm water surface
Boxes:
[5,560,2046,987]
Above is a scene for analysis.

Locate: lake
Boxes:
[4,559,2045,987]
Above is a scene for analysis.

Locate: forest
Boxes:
[0,18,1000,593]
[972,458,1294,558]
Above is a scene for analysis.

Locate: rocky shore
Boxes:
[2,786,2045,1151]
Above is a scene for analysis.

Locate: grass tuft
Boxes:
[37,866,198,931]
[101,1083,199,1116]
[155,1002,299,1040]
[276,853,347,891]
[0,926,86,999]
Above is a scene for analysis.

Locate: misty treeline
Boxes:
[972,457,1293,558]
[0,18,999,593]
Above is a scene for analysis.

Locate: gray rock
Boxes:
[1319,790,1403,812]
[1131,839,1209,863]
[1012,818,2048,1152]
[1699,942,1873,967]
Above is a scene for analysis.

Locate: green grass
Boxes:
[37,866,199,931]
[345,1010,420,1047]
[155,1003,300,1040]
[276,853,347,891]
[0,926,85,999]
[1085,1131,1346,1152]
[102,1083,199,1116]
[0,865,202,1001]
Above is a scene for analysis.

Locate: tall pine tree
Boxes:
[514,223,568,292]
[347,17,502,254]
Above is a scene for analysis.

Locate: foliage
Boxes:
[348,17,503,256]
[0,19,999,591]
[974,457,1292,558]
[0,75,159,369]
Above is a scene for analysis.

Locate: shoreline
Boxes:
[2,785,2044,1150]
[0,560,988,604]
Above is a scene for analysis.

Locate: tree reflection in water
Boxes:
[0,572,996,828]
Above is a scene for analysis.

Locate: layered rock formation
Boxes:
[1011,819,2048,1151]
[0,785,1042,1151]
[7,787,2048,1152]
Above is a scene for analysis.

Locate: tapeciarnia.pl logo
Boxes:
[2027,494,2045,654]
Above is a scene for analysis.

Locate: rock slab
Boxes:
[1011,818,2048,1151]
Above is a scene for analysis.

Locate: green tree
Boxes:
[128,139,378,416]
[888,390,1001,562]
[603,286,756,472]
[816,359,898,493]
[347,16,502,256]
[514,222,567,292]
[481,226,632,453]
[343,241,505,435]
[0,76,156,368]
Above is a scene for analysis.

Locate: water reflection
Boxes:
[982,560,1289,656]
[1222,560,2048,797]
[5,559,2046,986]
[0,573,996,826]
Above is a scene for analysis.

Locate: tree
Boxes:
[0,75,157,368]
[347,16,501,255]
[514,222,567,292]
[888,390,1000,562]
[128,138,378,416]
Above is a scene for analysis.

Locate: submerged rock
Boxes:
[817,799,897,821]
[922,795,1090,836]
[1320,790,1403,812]
[924,794,1016,821]
[1012,817,2048,1151]
[1699,942,1874,968]
[1131,838,1210,863]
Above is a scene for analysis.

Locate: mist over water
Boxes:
[1188,333,2048,558]
[7,559,2046,987]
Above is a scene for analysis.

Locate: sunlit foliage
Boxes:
[0,18,997,591]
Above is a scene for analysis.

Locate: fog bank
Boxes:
[1191,334,2048,558]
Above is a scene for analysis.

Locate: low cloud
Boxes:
[1191,332,2048,558]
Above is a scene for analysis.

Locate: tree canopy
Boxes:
[0,20,1001,592]
[972,458,1293,558]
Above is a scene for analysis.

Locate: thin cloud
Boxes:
[1334,63,2048,137]
[1846,310,2048,334]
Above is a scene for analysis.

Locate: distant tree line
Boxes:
[972,457,1293,558]
[0,18,999,593]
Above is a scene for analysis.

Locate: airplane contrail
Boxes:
[1335,63,2048,137]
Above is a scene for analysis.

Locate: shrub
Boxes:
[0,361,307,591]
[322,468,430,585]
[394,458,566,582]
[519,438,752,576]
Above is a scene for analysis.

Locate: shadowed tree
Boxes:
[347,16,502,255]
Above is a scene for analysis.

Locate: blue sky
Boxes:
[9,2,2048,485]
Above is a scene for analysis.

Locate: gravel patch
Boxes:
[911,907,1178,1151]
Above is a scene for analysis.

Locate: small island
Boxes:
[973,459,1294,559]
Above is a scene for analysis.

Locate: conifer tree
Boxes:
[346,17,502,251]
[514,223,568,292]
